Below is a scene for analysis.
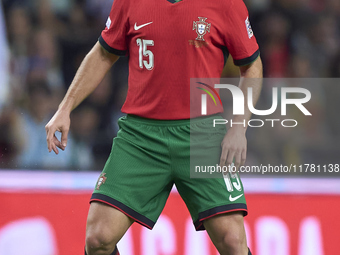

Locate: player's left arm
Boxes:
[219,56,263,169]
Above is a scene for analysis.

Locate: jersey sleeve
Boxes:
[223,0,260,66]
[99,0,129,56]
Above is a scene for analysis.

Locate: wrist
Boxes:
[58,103,72,115]
[58,96,75,114]
[228,125,247,134]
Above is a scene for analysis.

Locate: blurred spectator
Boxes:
[13,80,64,169]
[6,6,32,103]
[85,0,113,22]
[86,74,116,168]
[28,29,64,92]
[45,0,74,17]
[0,106,20,168]
[1,0,340,171]
[325,52,340,137]
[291,14,339,77]
[0,0,9,110]
[14,80,94,170]
[32,0,68,39]
[288,54,311,77]
[68,105,97,170]
[330,52,340,77]
[260,12,290,77]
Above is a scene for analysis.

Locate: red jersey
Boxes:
[100,0,259,119]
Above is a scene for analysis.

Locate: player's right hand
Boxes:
[45,110,71,155]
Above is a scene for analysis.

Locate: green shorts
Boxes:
[90,114,247,231]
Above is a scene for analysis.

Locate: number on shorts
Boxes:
[223,171,242,192]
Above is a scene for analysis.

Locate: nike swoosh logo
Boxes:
[229,194,244,202]
[134,22,153,30]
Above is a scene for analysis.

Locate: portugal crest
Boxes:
[96,173,107,190]
[193,17,211,41]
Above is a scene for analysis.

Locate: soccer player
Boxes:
[45,0,263,254]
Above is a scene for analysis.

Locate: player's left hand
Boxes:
[220,127,247,172]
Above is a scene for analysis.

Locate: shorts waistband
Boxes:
[125,114,222,126]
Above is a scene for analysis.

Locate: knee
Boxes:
[85,229,117,255]
[216,232,248,255]
[85,202,132,255]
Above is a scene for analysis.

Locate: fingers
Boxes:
[220,130,247,173]
[53,134,65,151]
[45,124,55,153]
[226,149,235,168]
[61,128,69,149]
[46,125,68,154]
[219,147,228,168]
[46,127,60,154]
[47,134,65,154]
[220,144,237,167]
[51,139,59,154]
[241,148,247,166]
[234,151,242,171]
[224,148,239,173]
[220,146,246,172]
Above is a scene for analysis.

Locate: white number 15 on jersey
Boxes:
[136,39,154,70]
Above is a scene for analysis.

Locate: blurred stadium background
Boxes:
[0,0,339,254]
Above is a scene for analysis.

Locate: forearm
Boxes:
[231,57,263,132]
[58,42,119,114]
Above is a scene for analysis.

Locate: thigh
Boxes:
[174,116,247,230]
[91,116,173,229]
[176,173,247,230]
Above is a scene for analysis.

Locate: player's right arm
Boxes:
[45,42,119,154]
